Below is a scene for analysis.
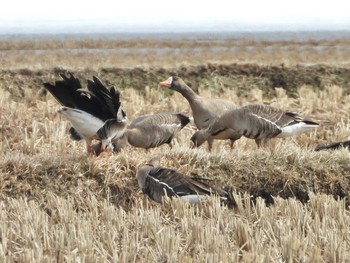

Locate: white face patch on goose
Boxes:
[167,76,173,86]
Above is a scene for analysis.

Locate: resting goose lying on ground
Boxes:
[43,73,127,155]
[191,104,319,148]
[113,112,190,151]
[159,76,240,151]
[315,140,350,151]
[136,158,228,204]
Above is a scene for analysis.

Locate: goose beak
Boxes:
[159,79,171,88]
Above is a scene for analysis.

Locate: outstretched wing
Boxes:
[44,73,126,122]
[87,76,126,121]
[43,73,91,109]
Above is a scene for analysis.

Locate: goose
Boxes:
[113,112,190,151]
[43,73,127,155]
[136,158,228,204]
[190,104,319,148]
[315,140,350,151]
[159,76,240,151]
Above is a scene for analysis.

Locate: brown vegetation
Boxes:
[1,38,350,262]
[1,38,350,70]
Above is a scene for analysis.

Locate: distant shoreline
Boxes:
[1,30,350,41]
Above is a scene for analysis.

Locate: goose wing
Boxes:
[97,119,127,144]
[126,113,190,149]
[243,104,318,127]
[148,167,224,197]
[87,76,126,121]
[43,73,91,109]
[130,113,189,128]
[44,73,126,122]
[315,140,350,151]
[211,106,282,140]
[141,168,178,203]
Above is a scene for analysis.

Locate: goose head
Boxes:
[190,129,209,148]
[159,76,188,92]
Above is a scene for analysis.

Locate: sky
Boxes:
[1,0,350,33]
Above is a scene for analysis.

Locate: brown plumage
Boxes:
[114,112,190,151]
[191,104,319,148]
[159,76,240,151]
[136,158,227,204]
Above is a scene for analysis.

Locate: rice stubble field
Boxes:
[1,37,350,262]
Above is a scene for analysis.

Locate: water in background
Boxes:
[1,30,350,41]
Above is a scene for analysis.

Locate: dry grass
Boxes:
[1,38,350,262]
[2,194,349,262]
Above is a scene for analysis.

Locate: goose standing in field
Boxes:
[136,158,228,204]
[43,73,127,155]
[315,140,350,151]
[191,104,319,148]
[159,76,241,151]
[113,112,190,151]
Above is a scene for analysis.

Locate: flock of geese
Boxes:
[43,73,348,204]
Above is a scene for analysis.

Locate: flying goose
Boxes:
[136,158,228,204]
[315,140,350,151]
[113,112,190,151]
[43,73,127,154]
[190,104,319,148]
[159,76,240,151]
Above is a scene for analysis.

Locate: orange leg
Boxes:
[86,140,95,156]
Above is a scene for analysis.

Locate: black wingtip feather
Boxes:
[176,113,191,128]
[303,119,319,126]
[315,140,350,151]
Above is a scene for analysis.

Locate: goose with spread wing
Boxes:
[43,73,127,154]
[191,104,319,148]
[136,158,227,204]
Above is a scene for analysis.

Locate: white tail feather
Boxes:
[278,122,319,138]
[180,195,207,204]
[58,107,104,138]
